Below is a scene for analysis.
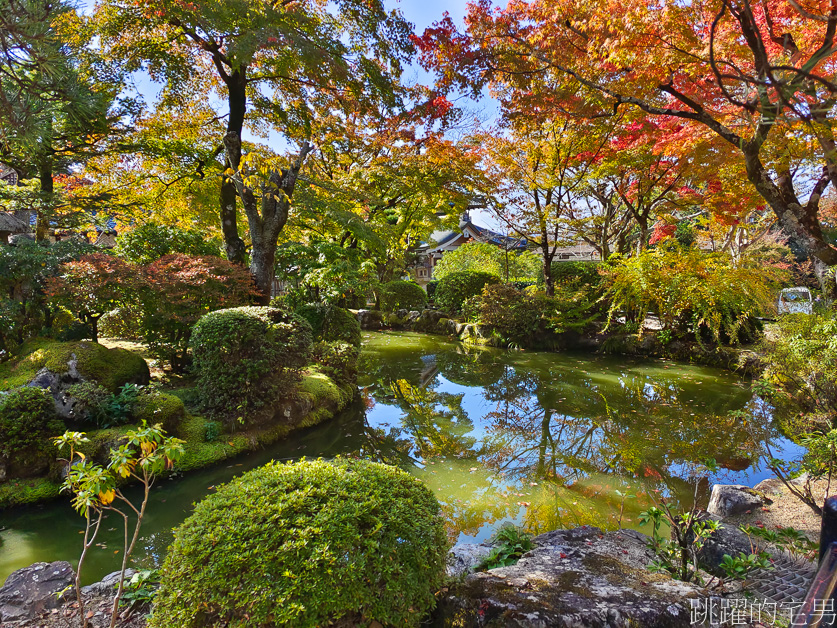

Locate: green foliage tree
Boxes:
[275,241,379,308]
[603,246,784,344]
[189,306,312,427]
[94,0,416,299]
[0,238,94,352]
[0,0,131,239]
[114,222,221,264]
[432,241,540,283]
[760,313,837,421]
[150,458,449,628]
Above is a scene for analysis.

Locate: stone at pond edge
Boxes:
[447,543,493,578]
[707,484,771,518]
[81,569,136,597]
[0,561,75,621]
[356,309,382,330]
[433,526,705,628]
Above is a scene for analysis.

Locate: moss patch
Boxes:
[299,372,352,410]
[0,338,150,392]
[0,477,62,509]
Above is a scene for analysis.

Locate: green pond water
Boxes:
[0,331,799,584]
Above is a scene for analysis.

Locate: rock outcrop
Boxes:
[434,526,706,627]
[447,543,493,578]
[0,561,75,622]
[707,484,771,518]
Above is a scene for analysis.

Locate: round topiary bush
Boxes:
[378,280,427,312]
[189,306,312,426]
[434,271,500,313]
[150,458,449,628]
[292,303,361,348]
[0,387,64,478]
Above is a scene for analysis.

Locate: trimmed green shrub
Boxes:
[378,280,427,312]
[189,306,312,426]
[292,303,361,348]
[150,458,449,628]
[0,387,65,478]
[550,261,603,291]
[434,271,500,313]
[311,341,359,385]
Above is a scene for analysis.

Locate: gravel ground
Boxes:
[8,593,148,628]
[724,477,830,544]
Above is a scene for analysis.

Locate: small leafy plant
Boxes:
[55,424,184,628]
[741,524,818,560]
[478,526,535,570]
[120,569,161,610]
[638,505,720,583]
[718,551,772,584]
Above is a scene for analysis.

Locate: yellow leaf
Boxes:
[99,489,115,505]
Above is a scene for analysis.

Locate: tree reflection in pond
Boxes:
[356,331,796,542]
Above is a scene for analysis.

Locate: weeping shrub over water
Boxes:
[602,247,784,344]
[150,458,449,628]
[761,313,837,422]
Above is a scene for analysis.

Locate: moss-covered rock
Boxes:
[133,392,186,434]
[0,387,65,479]
[0,339,150,393]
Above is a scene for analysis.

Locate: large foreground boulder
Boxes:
[0,561,75,622]
[434,526,706,628]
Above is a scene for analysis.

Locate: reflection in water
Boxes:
[354,332,796,541]
[0,331,799,583]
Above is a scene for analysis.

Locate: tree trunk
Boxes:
[250,244,276,305]
[220,164,246,264]
[743,151,837,296]
[542,254,554,296]
[36,160,52,241]
[224,130,313,304]
[219,68,247,264]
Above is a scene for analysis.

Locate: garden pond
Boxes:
[0,331,800,584]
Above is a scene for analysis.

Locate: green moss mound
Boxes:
[0,339,150,392]
[378,280,427,312]
[434,271,500,314]
[133,392,186,434]
[151,458,449,628]
[293,303,362,348]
